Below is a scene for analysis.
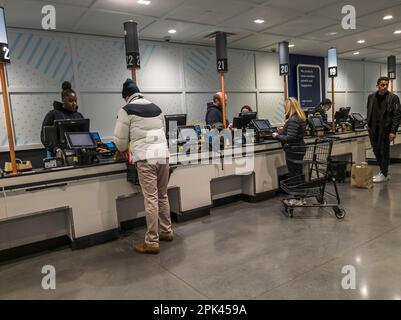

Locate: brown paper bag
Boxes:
[351,163,373,189]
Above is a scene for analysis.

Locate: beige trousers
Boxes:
[136,159,172,246]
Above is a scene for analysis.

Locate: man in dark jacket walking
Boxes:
[367,76,401,183]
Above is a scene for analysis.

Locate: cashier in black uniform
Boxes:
[313,98,332,125]
[205,92,231,129]
[240,105,253,113]
[40,81,84,156]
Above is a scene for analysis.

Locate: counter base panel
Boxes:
[70,229,119,251]
[0,236,70,264]
[171,206,211,223]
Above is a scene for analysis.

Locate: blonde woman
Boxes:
[272,97,307,178]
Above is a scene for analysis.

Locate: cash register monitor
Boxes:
[91,132,101,143]
[65,132,97,149]
[54,118,90,147]
[335,107,351,123]
[165,114,187,138]
[310,116,324,130]
[238,112,257,129]
[178,126,198,141]
[251,119,272,131]
[352,113,365,122]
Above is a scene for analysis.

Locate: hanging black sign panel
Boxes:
[0,7,10,63]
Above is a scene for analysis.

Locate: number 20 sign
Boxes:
[280,63,289,75]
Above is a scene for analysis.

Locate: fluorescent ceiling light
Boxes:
[168,29,177,34]
[288,44,295,48]
[254,19,265,24]
[384,15,393,20]
[394,30,401,34]
[137,0,151,5]
[357,40,365,44]
[353,51,360,55]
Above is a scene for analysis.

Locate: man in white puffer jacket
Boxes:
[114,79,172,254]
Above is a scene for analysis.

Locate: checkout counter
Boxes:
[0,111,395,260]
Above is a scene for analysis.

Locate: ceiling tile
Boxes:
[312,0,400,21]
[166,0,253,25]
[229,33,286,50]
[4,0,84,30]
[77,10,156,37]
[95,0,187,18]
[266,15,338,37]
[265,0,338,13]
[140,20,212,42]
[34,0,93,7]
[302,24,370,41]
[358,4,401,28]
[220,5,302,31]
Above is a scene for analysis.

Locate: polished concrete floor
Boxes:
[1,164,401,300]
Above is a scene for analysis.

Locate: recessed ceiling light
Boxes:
[137,0,151,5]
[254,19,265,24]
[384,15,393,20]
[168,29,177,34]
[394,30,401,34]
[353,51,360,55]
[357,40,365,44]
[325,32,338,36]
[288,44,295,48]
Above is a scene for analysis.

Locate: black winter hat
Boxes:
[122,79,140,98]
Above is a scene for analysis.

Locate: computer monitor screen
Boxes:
[65,132,97,149]
[238,112,257,129]
[311,117,323,128]
[352,113,365,122]
[91,132,101,143]
[178,126,198,142]
[165,114,187,137]
[54,118,90,146]
[251,119,271,131]
[335,107,351,122]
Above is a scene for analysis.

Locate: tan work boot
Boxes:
[159,232,174,242]
[134,243,160,254]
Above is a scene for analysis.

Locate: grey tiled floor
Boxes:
[1,165,401,300]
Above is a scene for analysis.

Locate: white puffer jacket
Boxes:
[113,93,169,162]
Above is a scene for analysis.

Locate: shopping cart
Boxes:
[280,138,346,219]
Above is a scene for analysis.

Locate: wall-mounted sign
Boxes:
[297,64,322,109]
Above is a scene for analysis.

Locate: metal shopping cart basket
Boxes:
[280,138,346,219]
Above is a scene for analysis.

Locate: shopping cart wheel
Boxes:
[333,207,346,219]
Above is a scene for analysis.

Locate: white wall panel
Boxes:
[364,63,381,92]
[225,51,256,91]
[76,38,130,91]
[345,61,364,92]
[136,42,182,91]
[184,46,218,92]
[227,93,257,122]
[0,95,8,148]
[7,31,75,90]
[185,93,211,125]
[346,93,366,116]
[143,93,184,115]
[257,93,285,125]
[255,53,283,91]
[80,93,123,139]
[11,93,59,146]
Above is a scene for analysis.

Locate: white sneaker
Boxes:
[373,172,382,180]
[373,173,389,183]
